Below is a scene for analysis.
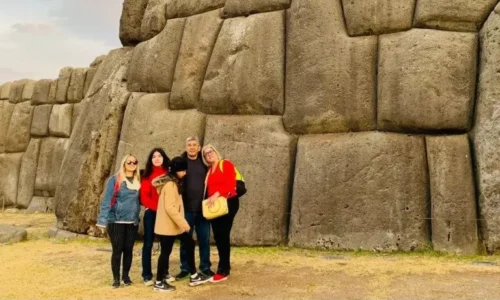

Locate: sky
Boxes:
[0,0,123,83]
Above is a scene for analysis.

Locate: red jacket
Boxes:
[206,160,237,199]
[140,166,167,211]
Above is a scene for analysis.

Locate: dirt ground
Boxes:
[1,211,500,299]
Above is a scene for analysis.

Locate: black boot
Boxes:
[112,277,121,288]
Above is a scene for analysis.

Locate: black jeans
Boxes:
[180,211,211,273]
[210,197,239,275]
[107,223,138,280]
[141,209,156,280]
[156,233,196,281]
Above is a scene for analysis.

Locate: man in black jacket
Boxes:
[176,136,214,280]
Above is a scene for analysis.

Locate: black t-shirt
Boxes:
[184,156,207,212]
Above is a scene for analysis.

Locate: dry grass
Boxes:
[1,212,500,299]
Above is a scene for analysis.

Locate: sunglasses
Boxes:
[126,161,138,165]
[203,150,214,157]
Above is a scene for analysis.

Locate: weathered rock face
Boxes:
[0,82,11,100]
[140,0,167,41]
[378,29,477,132]
[283,0,377,134]
[170,9,223,110]
[414,0,498,31]
[17,139,41,208]
[127,18,185,93]
[119,0,149,46]
[21,80,36,101]
[166,0,225,19]
[31,105,52,137]
[6,102,34,153]
[31,80,52,105]
[67,68,87,103]
[200,11,284,115]
[54,48,133,234]
[204,115,297,245]
[222,0,290,17]
[0,101,15,153]
[35,138,69,196]
[83,68,97,97]
[49,104,73,138]
[27,197,52,213]
[48,80,57,104]
[55,67,73,104]
[116,93,206,171]
[0,225,27,244]
[9,79,28,104]
[426,135,479,254]
[0,153,23,207]
[472,6,500,253]
[341,0,415,36]
[71,102,86,135]
[289,132,429,251]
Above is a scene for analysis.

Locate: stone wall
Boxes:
[3,0,500,254]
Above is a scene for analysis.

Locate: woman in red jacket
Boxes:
[201,144,239,283]
[140,148,170,286]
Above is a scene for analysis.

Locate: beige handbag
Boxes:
[202,196,228,220]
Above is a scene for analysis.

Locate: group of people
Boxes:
[96,137,241,292]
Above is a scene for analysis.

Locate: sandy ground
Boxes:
[1,211,500,299]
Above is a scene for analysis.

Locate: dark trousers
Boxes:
[141,209,156,280]
[180,211,211,273]
[107,223,138,280]
[156,233,196,281]
[210,197,239,275]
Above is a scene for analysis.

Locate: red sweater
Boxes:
[140,166,167,211]
[206,160,237,199]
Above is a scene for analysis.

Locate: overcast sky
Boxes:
[0,0,123,84]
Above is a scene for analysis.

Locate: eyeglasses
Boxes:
[203,150,214,157]
[126,161,138,165]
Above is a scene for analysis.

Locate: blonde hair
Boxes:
[201,144,222,166]
[116,154,141,190]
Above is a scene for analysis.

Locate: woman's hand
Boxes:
[182,223,191,233]
[207,192,219,208]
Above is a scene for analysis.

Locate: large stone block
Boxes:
[414,0,498,31]
[0,101,15,153]
[21,80,36,101]
[31,104,52,137]
[89,54,107,67]
[170,9,223,110]
[0,153,23,207]
[27,197,51,213]
[6,102,34,153]
[472,6,500,253]
[17,139,41,208]
[49,104,73,138]
[54,48,133,234]
[289,132,429,251]
[120,0,149,46]
[222,0,290,17]
[116,93,205,171]
[283,0,377,134]
[140,0,167,41]
[31,79,52,105]
[204,115,297,245]
[0,224,27,244]
[200,11,284,115]
[8,79,29,104]
[83,68,97,98]
[35,138,69,196]
[48,80,57,104]
[127,18,185,93]
[71,102,86,135]
[426,135,478,255]
[55,67,73,104]
[0,82,11,100]
[341,0,415,36]
[166,0,225,19]
[378,29,477,132]
[67,68,87,103]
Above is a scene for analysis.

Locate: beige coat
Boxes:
[152,176,189,236]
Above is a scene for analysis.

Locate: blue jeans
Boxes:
[141,209,156,280]
[180,211,211,273]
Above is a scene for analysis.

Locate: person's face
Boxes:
[186,140,200,158]
[203,148,218,164]
[124,156,138,173]
[176,170,186,178]
[152,151,163,167]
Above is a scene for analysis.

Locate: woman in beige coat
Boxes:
[151,156,211,292]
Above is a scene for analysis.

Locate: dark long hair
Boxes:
[142,148,170,178]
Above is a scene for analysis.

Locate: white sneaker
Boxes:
[144,279,154,286]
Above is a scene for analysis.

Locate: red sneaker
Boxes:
[210,273,229,283]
